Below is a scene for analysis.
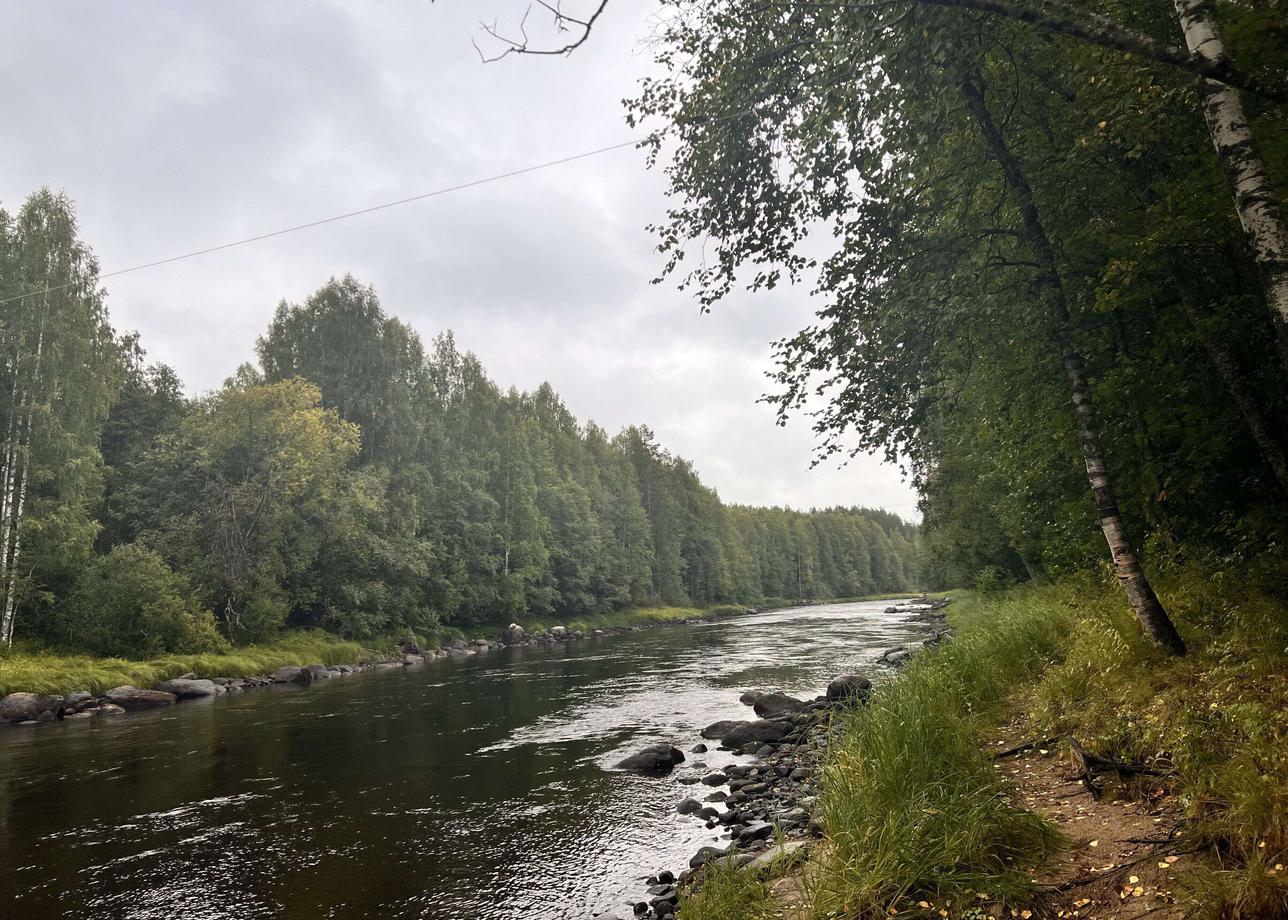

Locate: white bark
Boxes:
[1173,0,1288,357]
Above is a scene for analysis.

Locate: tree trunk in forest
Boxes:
[1181,298,1288,495]
[961,76,1187,656]
[1172,0,1288,369]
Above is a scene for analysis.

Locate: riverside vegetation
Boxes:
[0,197,920,686]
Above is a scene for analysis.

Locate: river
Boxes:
[0,600,932,919]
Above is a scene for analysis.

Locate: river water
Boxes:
[0,600,931,920]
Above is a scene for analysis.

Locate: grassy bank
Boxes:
[0,603,749,698]
[0,631,382,697]
[680,567,1288,919]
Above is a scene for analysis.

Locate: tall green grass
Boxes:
[808,588,1076,916]
[677,859,778,920]
[0,631,381,696]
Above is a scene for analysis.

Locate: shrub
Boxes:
[63,544,226,657]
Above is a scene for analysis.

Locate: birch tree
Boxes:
[0,190,117,646]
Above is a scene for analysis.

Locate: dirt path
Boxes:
[990,730,1193,919]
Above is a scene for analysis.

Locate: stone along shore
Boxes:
[0,609,756,727]
[614,599,953,920]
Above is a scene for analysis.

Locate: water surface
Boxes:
[0,600,931,919]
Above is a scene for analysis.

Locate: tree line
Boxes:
[0,194,919,656]
[582,0,1288,655]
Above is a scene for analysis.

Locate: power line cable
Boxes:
[0,136,645,306]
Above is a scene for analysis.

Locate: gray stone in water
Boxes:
[502,623,526,645]
[676,797,703,815]
[752,692,805,719]
[272,665,311,684]
[700,772,727,786]
[615,743,686,775]
[0,692,64,723]
[826,673,872,703]
[720,719,791,750]
[690,742,708,754]
[688,845,728,869]
[700,719,749,740]
[104,686,177,710]
[156,678,220,699]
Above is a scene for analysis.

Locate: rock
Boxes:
[700,719,748,740]
[156,678,219,699]
[739,689,766,706]
[826,673,872,703]
[746,840,808,873]
[66,690,93,707]
[752,692,805,719]
[104,686,176,710]
[690,742,708,754]
[688,845,728,869]
[700,772,728,786]
[676,797,703,815]
[733,820,776,842]
[549,625,569,640]
[305,664,332,679]
[705,790,728,802]
[615,743,686,775]
[272,665,311,684]
[96,704,126,715]
[881,648,912,666]
[0,692,63,723]
[402,654,423,666]
[503,623,526,645]
[720,719,792,750]
[444,637,468,651]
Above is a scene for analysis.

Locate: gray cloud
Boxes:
[0,0,918,516]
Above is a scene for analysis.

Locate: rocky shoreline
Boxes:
[0,605,782,729]
[617,597,953,920]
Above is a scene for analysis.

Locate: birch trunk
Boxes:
[1172,0,1288,367]
[1182,299,1288,494]
[962,76,1187,655]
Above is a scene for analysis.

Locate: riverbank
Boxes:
[676,569,1288,919]
[0,601,777,718]
[623,599,954,919]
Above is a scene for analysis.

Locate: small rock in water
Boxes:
[615,743,686,776]
[676,798,702,815]
[700,772,727,786]
[689,742,707,754]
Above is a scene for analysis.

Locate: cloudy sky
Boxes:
[0,1,918,517]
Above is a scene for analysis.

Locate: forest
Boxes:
[0,202,919,657]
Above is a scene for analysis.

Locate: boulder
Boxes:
[826,673,872,703]
[881,648,912,667]
[503,623,527,645]
[720,719,792,751]
[676,797,703,815]
[104,686,176,710]
[305,664,332,680]
[688,845,729,869]
[549,625,569,640]
[0,692,63,723]
[444,637,468,651]
[615,743,686,775]
[752,692,805,719]
[700,719,749,740]
[700,772,728,786]
[156,678,220,699]
[739,689,766,706]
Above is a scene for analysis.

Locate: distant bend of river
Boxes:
[0,600,932,920]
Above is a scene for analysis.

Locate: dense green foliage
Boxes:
[0,197,918,656]
[625,0,1287,604]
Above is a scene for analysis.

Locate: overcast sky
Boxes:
[0,1,918,517]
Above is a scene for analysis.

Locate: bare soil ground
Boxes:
[989,727,1194,920]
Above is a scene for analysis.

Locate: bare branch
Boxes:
[475,0,610,62]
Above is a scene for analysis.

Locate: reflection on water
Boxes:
[0,601,930,919]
